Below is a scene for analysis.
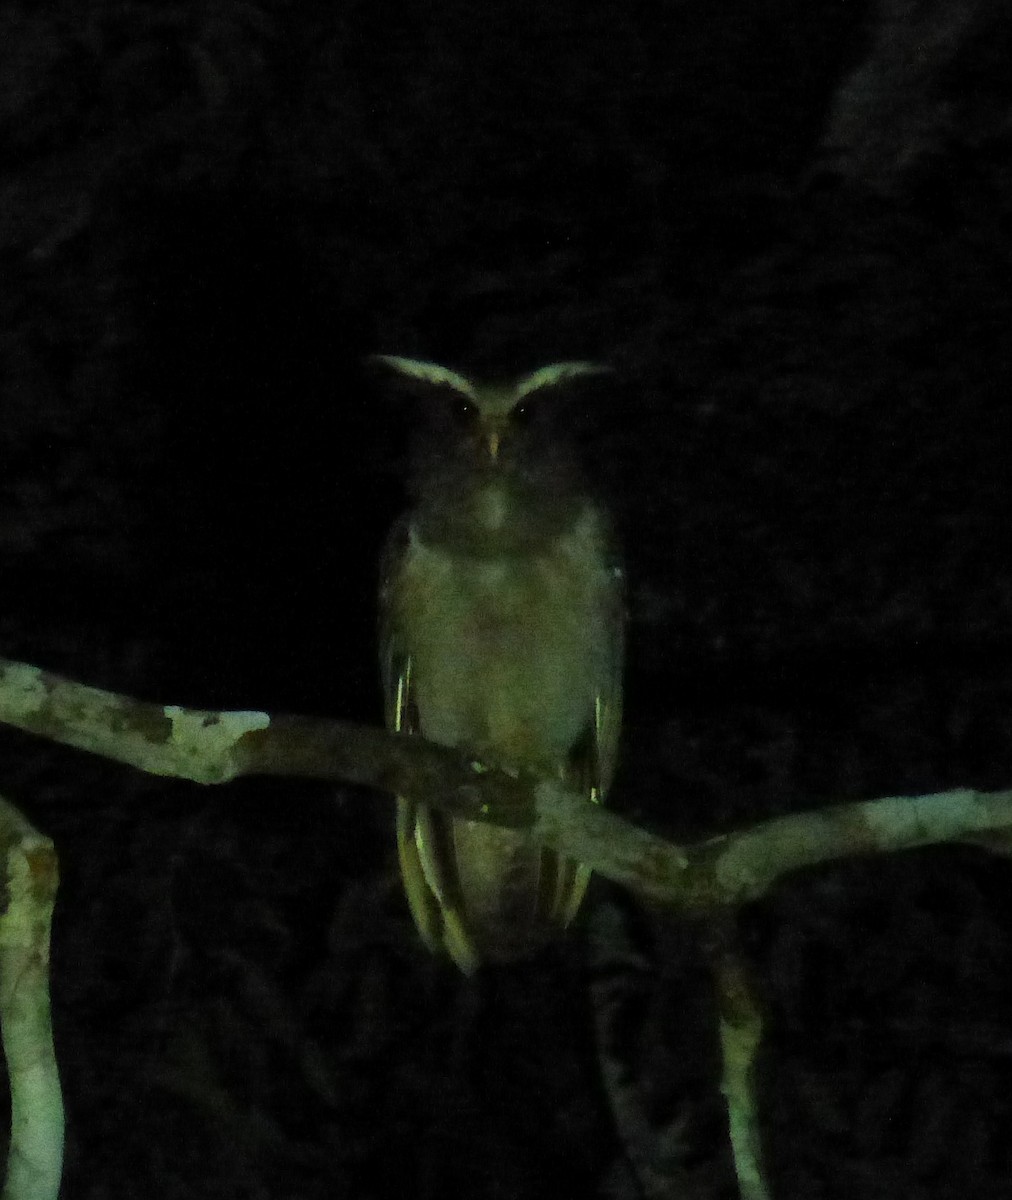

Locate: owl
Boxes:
[373,355,624,973]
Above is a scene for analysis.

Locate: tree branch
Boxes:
[5,654,1012,1200]
[2,656,1012,914]
[0,797,62,1200]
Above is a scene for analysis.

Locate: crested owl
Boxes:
[373,355,624,973]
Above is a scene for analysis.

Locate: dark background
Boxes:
[2,0,1012,1196]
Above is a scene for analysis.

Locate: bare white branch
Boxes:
[0,797,62,1200]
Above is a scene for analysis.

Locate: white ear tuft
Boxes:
[514,362,612,401]
[368,356,478,400]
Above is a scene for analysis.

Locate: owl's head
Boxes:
[368,355,612,546]
[369,353,610,467]
[368,356,612,552]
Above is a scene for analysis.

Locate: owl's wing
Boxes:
[377,515,412,728]
[594,528,626,800]
[552,521,625,926]
[379,518,480,972]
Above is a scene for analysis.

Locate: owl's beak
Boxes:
[486,428,501,462]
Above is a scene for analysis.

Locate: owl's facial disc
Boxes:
[442,394,507,464]
[478,400,541,465]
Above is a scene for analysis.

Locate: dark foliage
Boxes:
[2,0,1011,1197]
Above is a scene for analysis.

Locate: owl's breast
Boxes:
[393,505,614,769]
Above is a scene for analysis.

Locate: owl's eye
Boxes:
[447,397,479,425]
[510,400,536,428]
